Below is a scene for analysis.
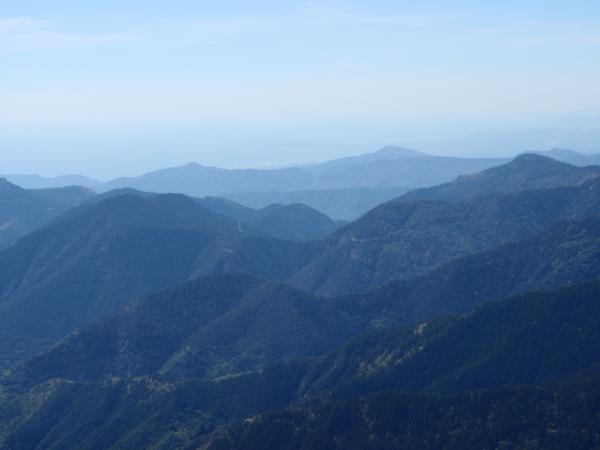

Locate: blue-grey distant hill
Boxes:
[0,178,95,249]
[95,146,509,197]
[1,174,99,189]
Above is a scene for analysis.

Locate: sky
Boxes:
[1,1,600,179]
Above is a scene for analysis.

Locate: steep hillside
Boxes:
[206,377,600,450]
[3,274,351,388]
[292,178,600,296]
[332,213,600,329]
[3,281,599,449]
[6,213,600,393]
[0,194,315,368]
[301,281,600,402]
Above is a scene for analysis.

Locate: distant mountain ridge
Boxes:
[304,146,431,173]
[1,174,100,189]
[94,146,508,197]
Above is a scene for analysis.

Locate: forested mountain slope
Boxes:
[0,194,317,368]
[2,280,599,449]
[292,177,600,296]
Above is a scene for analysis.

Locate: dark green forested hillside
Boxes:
[331,213,600,329]
[296,281,600,403]
[2,274,351,388]
[2,280,599,449]
[0,194,317,369]
[205,376,600,450]
[292,177,600,296]
[5,213,600,392]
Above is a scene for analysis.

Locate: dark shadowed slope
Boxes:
[301,281,600,402]
[0,178,94,249]
[331,213,600,330]
[291,177,600,296]
[3,280,600,449]
[206,282,600,450]
[206,378,600,450]
[0,194,316,368]
[402,153,600,202]
[3,274,351,389]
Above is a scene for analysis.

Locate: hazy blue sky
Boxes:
[1,1,600,178]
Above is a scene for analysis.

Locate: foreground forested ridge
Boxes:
[1,281,599,448]
[0,154,598,449]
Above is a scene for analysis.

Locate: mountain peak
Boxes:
[512,152,557,164]
[182,162,204,169]
[373,146,430,159]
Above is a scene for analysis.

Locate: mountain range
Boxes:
[292,156,600,296]
[0,148,599,448]
[4,147,599,222]
[0,174,100,190]
[93,146,507,196]
[0,194,322,367]
[5,208,600,392]
[1,154,600,368]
